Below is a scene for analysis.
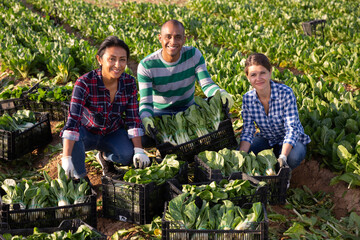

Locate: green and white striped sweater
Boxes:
[137,46,221,119]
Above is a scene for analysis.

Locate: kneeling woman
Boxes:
[61,36,150,180]
[239,53,310,169]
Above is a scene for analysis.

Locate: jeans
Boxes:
[141,106,192,148]
[248,135,307,170]
[66,126,134,178]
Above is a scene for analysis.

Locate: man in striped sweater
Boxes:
[137,20,233,143]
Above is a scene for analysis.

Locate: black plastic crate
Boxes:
[26,100,69,122]
[161,202,269,240]
[194,155,290,205]
[102,162,188,225]
[166,172,267,207]
[302,19,326,38]
[102,176,164,225]
[149,99,237,162]
[0,219,105,239]
[0,99,27,113]
[0,111,52,161]
[151,119,237,162]
[0,97,69,122]
[0,189,97,230]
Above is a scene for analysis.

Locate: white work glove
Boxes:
[142,117,155,135]
[220,91,234,109]
[278,154,289,168]
[133,147,151,169]
[61,156,75,177]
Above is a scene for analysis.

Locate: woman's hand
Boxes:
[61,156,75,177]
[133,147,151,168]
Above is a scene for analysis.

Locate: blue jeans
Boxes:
[141,106,191,148]
[66,126,134,178]
[248,135,307,170]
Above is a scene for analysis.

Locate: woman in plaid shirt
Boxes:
[60,36,150,181]
[239,53,310,169]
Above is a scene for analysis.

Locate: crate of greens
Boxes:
[102,154,187,225]
[0,99,27,113]
[194,148,291,205]
[24,81,72,121]
[26,100,69,122]
[0,165,97,230]
[0,107,52,161]
[166,173,267,207]
[149,91,237,162]
[0,83,70,122]
[0,219,105,240]
[162,193,268,240]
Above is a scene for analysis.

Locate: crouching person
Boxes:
[60,36,150,181]
[238,53,311,170]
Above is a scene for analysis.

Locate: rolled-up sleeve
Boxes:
[283,90,300,147]
[125,79,144,138]
[240,100,256,144]
[61,80,88,141]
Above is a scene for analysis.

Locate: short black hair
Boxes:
[97,36,130,59]
[160,20,185,35]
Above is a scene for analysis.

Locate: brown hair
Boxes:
[244,53,272,76]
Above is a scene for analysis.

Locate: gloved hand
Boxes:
[142,117,155,135]
[278,154,289,168]
[61,156,75,177]
[220,91,234,109]
[133,147,151,169]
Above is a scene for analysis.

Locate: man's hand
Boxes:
[133,147,151,168]
[142,117,154,135]
[278,154,288,168]
[61,156,75,177]
[220,91,234,109]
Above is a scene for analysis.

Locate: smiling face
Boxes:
[96,46,127,82]
[246,65,272,92]
[158,22,186,62]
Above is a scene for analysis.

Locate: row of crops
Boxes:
[0,0,360,238]
[1,0,359,186]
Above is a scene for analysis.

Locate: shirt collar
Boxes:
[270,80,279,100]
[249,80,279,103]
[96,68,125,92]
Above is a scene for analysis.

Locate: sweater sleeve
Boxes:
[137,60,154,119]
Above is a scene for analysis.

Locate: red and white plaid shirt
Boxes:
[61,68,143,141]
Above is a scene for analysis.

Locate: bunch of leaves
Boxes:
[1,224,103,240]
[151,91,226,145]
[27,84,73,103]
[165,192,263,231]
[194,90,225,131]
[0,110,36,132]
[111,216,161,240]
[123,154,184,185]
[0,84,29,100]
[269,186,360,239]
[1,164,91,211]
[198,148,278,177]
[181,179,265,204]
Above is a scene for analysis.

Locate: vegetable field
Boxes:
[0,0,360,239]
